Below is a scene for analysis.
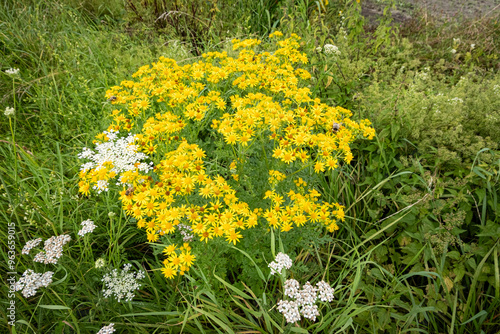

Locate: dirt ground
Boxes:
[362,0,500,25]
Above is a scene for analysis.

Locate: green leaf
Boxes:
[391,123,400,141]
[447,251,460,260]
[39,305,71,310]
[230,246,265,282]
[213,272,252,299]
[271,228,275,258]
[460,310,488,325]
[454,263,466,282]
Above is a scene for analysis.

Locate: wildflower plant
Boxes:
[78,32,375,279]
[78,219,97,236]
[102,264,145,302]
[269,252,335,324]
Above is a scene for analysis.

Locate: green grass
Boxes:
[1,0,499,333]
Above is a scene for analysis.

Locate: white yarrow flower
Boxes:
[300,303,319,321]
[277,300,301,323]
[78,219,97,236]
[269,252,293,275]
[316,281,335,302]
[283,278,300,298]
[33,234,71,264]
[96,323,116,334]
[22,238,43,255]
[5,68,20,76]
[277,280,335,323]
[13,269,54,298]
[4,107,15,117]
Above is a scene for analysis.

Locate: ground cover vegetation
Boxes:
[1,0,499,333]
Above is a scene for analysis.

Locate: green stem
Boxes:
[260,132,270,171]
[288,160,314,179]
[10,78,18,185]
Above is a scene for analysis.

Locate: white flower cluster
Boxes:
[448,97,464,105]
[102,263,145,302]
[33,235,71,264]
[268,252,293,275]
[277,300,301,323]
[176,223,194,242]
[493,85,500,96]
[13,269,54,298]
[95,258,106,269]
[22,238,43,255]
[323,44,340,56]
[316,280,335,302]
[78,130,153,193]
[277,279,335,323]
[96,323,116,334]
[78,219,97,236]
[5,68,19,75]
[4,106,15,117]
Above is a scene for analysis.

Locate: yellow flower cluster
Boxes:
[79,32,374,279]
[268,170,286,187]
[263,178,343,233]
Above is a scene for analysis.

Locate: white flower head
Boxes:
[13,269,54,298]
[277,300,301,323]
[78,130,153,194]
[295,281,318,306]
[316,280,335,302]
[276,279,335,323]
[102,264,145,302]
[97,323,116,334]
[301,303,319,321]
[4,107,15,117]
[269,252,293,275]
[284,279,300,298]
[176,223,194,242]
[33,234,71,264]
[78,219,97,236]
[22,238,43,255]
[95,258,106,269]
[5,68,20,76]
[323,44,340,56]
[493,85,500,96]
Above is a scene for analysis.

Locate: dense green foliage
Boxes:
[1,0,499,333]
